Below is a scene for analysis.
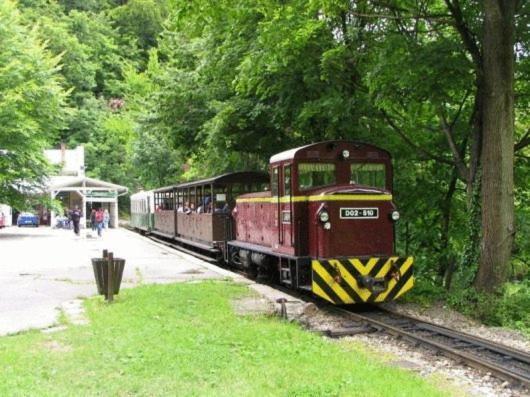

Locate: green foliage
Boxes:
[0,1,68,209]
[85,109,135,186]
[401,278,447,307]
[447,281,530,336]
[110,0,167,60]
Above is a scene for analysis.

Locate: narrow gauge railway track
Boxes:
[328,305,530,389]
[130,228,530,390]
[125,226,220,265]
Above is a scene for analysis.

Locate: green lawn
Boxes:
[0,281,451,397]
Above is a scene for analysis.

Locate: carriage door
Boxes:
[272,167,281,249]
[280,164,294,254]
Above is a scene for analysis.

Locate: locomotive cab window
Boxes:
[298,163,336,190]
[350,163,386,189]
[271,167,279,196]
[283,165,291,196]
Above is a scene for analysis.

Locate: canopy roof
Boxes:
[47,176,128,193]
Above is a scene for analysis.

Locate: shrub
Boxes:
[447,281,530,336]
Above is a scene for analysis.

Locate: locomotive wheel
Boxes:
[230,249,258,279]
[256,265,276,284]
[229,249,242,267]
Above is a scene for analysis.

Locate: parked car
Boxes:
[17,212,39,227]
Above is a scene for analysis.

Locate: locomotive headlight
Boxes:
[323,222,331,230]
[342,149,350,159]
[319,210,330,223]
[391,210,400,221]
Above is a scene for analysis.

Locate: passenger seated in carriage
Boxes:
[197,196,211,214]
[178,201,191,214]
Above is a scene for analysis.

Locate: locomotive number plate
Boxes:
[340,208,379,219]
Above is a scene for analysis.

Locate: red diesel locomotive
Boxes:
[133,140,414,304]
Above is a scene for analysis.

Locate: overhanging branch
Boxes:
[444,0,482,71]
[514,128,530,151]
[438,107,470,181]
[380,109,454,166]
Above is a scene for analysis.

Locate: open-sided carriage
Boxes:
[151,172,269,256]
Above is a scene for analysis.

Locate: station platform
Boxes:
[0,226,227,335]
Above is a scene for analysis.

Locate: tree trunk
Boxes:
[440,168,458,288]
[474,0,516,293]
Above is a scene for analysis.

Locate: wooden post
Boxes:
[107,252,114,303]
[103,249,108,259]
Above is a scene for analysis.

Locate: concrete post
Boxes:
[81,195,86,229]
[111,199,119,228]
[50,191,56,228]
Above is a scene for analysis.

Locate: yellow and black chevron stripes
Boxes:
[311,256,414,304]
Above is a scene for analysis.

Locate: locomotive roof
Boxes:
[269,140,390,163]
[154,171,268,192]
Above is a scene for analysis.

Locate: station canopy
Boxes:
[48,176,128,201]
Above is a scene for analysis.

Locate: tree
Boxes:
[475,0,517,292]
[0,1,68,209]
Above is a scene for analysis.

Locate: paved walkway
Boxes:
[0,226,226,336]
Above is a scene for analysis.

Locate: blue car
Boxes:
[17,212,39,227]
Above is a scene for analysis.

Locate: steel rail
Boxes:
[127,226,220,264]
[378,308,530,364]
[329,306,530,389]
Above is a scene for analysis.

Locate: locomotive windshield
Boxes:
[350,163,386,188]
[298,163,336,190]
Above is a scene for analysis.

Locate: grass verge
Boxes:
[1,281,448,397]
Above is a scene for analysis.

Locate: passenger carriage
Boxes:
[151,172,268,257]
[130,190,155,232]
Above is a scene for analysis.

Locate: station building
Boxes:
[44,144,128,228]
[0,204,12,227]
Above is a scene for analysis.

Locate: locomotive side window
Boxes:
[350,163,386,188]
[283,165,291,196]
[298,163,336,190]
[271,167,279,196]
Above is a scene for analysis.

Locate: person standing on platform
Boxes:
[95,208,104,237]
[103,208,110,229]
[90,209,97,231]
[70,205,82,236]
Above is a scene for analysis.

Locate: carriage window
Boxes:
[231,183,244,198]
[163,192,174,210]
[189,187,196,210]
[298,163,335,190]
[350,163,386,188]
[271,167,279,196]
[177,190,183,208]
[283,165,291,196]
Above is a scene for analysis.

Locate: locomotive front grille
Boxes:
[311,256,414,304]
